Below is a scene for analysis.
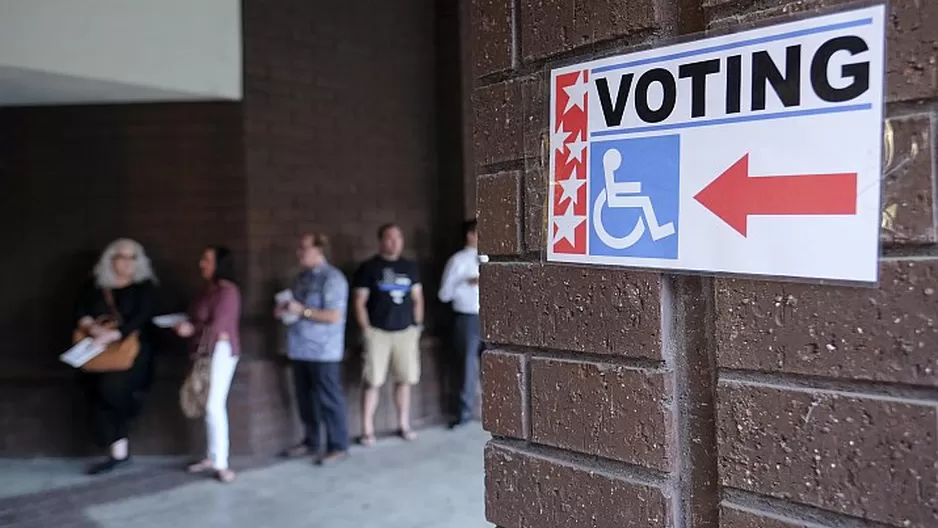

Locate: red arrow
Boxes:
[694,154,857,237]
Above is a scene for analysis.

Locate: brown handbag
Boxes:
[73,289,140,373]
[179,322,214,419]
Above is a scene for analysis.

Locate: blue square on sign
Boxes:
[588,135,681,260]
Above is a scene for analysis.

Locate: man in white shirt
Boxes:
[438,219,482,428]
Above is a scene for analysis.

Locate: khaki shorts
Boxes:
[363,327,421,387]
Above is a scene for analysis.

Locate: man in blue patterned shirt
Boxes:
[275,232,350,465]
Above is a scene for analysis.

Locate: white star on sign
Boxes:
[563,72,589,113]
[551,125,571,155]
[566,133,588,164]
[552,206,585,246]
[558,172,584,207]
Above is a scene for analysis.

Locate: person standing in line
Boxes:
[277,233,351,464]
[175,246,242,483]
[353,223,424,446]
[74,238,159,475]
[438,219,482,428]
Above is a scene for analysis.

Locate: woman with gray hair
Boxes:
[74,238,158,475]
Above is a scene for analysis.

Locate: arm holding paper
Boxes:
[274,288,300,324]
[73,281,154,349]
[175,320,195,338]
[274,274,347,325]
[298,272,347,324]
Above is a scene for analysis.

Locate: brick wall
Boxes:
[470,1,937,527]
[0,0,465,456]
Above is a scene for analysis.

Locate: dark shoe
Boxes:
[449,413,472,429]
[315,450,349,466]
[282,443,312,458]
[87,457,131,475]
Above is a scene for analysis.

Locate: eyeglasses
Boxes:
[114,253,137,261]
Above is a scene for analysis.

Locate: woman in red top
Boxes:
[174,246,241,483]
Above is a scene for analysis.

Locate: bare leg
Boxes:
[361,386,380,446]
[394,383,416,440]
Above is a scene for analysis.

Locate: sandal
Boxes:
[215,468,236,483]
[398,429,418,441]
[186,459,213,474]
[359,434,376,447]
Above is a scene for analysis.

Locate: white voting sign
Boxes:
[547,6,885,283]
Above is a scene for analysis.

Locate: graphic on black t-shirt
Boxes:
[379,267,413,305]
[354,256,421,332]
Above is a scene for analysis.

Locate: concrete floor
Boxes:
[0,424,492,528]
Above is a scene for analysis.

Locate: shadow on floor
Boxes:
[0,424,492,528]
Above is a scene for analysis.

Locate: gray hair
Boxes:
[93,238,158,289]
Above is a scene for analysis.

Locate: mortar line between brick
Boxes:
[885,100,938,118]
[931,111,938,245]
[489,437,670,488]
[661,276,686,528]
[489,345,668,372]
[509,0,520,70]
[477,157,529,175]
[654,0,680,37]
[477,27,662,88]
[720,369,938,404]
[879,250,938,260]
[705,0,885,41]
[521,350,532,440]
[484,253,542,263]
[721,503,834,528]
[663,275,721,528]
[722,488,895,528]
[514,163,523,255]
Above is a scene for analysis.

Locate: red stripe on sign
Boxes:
[552,70,588,255]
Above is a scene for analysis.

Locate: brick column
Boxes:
[469,1,937,527]
[235,0,464,453]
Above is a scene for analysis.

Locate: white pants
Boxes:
[206,341,238,470]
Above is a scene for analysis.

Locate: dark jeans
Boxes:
[292,359,350,452]
[82,348,153,448]
[453,313,482,422]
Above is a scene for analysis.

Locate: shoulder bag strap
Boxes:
[102,289,123,325]
[195,317,216,357]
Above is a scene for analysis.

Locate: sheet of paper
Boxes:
[152,313,189,328]
[274,289,294,304]
[59,338,105,368]
[275,289,299,324]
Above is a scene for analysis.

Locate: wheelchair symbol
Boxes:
[593,148,676,250]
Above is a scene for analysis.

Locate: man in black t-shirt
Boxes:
[352,223,424,446]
